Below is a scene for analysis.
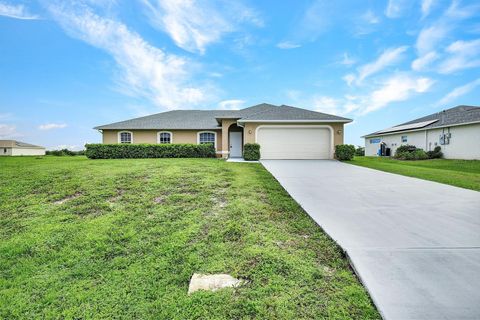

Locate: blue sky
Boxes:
[0,0,479,149]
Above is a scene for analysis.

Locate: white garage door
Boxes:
[257,126,332,159]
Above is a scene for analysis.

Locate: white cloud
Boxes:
[0,113,13,120]
[276,41,301,49]
[412,0,480,73]
[361,74,434,114]
[312,96,341,115]
[340,53,356,66]
[385,0,412,18]
[411,51,439,71]
[355,46,409,84]
[38,123,67,130]
[421,0,436,18]
[47,2,210,109]
[0,2,39,20]
[218,99,245,110]
[438,39,480,74]
[445,0,480,19]
[343,74,356,86]
[0,124,21,138]
[362,10,380,24]
[141,0,262,54]
[436,78,480,106]
[416,23,449,55]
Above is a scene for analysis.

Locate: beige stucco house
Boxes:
[0,140,46,156]
[94,103,352,159]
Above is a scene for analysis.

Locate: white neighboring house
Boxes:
[363,105,480,160]
[0,140,46,156]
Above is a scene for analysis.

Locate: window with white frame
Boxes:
[199,132,215,145]
[401,135,407,143]
[119,131,132,144]
[158,132,172,144]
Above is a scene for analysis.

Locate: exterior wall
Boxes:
[243,122,345,146]
[101,122,346,159]
[365,131,426,156]
[364,123,480,159]
[426,123,480,160]
[101,129,223,155]
[10,148,45,156]
[0,147,12,156]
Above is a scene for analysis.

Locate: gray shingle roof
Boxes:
[364,105,480,137]
[238,104,352,121]
[94,103,352,130]
[0,140,45,149]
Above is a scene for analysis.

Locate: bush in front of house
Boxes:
[355,146,365,156]
[394,145,428,160]
[243,143,260,161]
[335,144,356,161]
[426,146,443,159]
[85,143,216,159]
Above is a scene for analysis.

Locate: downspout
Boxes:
[425,130,428,151]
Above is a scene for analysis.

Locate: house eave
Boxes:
[237,119,352,124]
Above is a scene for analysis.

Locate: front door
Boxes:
[229,132,242,158]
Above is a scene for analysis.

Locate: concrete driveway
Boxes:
[261,160,480,320]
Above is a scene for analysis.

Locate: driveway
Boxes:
[261,160,480,320]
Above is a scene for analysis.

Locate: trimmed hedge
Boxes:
[243,143,260,161]
[335,144,355,161]
[85,143,216,159]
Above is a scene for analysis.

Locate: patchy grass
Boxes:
[0,156,379,319]
[347,156,480,191]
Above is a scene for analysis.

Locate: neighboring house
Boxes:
[94,103,352,159]
[363,105,480,160]
[0,140,46,156]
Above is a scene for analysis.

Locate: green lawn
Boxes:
[347,156,480,191]
[0,156,379,319]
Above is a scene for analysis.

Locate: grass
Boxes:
[0,156,379,319]
[347,156,480,191]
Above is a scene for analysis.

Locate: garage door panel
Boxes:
[257,127,331,159]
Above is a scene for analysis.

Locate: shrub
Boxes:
[394,145,428,160]
[335,144,355,161]
[355,146,365,156]
[243,143,260,161]
[426,146,443,159]
[46,149,83,156]
[395,145,417,155]
[85,143,216,159]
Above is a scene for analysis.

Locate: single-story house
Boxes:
[0,140,46,156]
[363,105,480,160]
[94,103,352,159]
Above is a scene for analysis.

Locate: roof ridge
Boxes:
[282,104,352,120]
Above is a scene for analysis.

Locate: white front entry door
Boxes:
[229,132,242,158]
[256,126,332,159]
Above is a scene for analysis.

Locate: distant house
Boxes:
[94,103,352,160]
[363,105,480,160]
[0,140,46,156]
